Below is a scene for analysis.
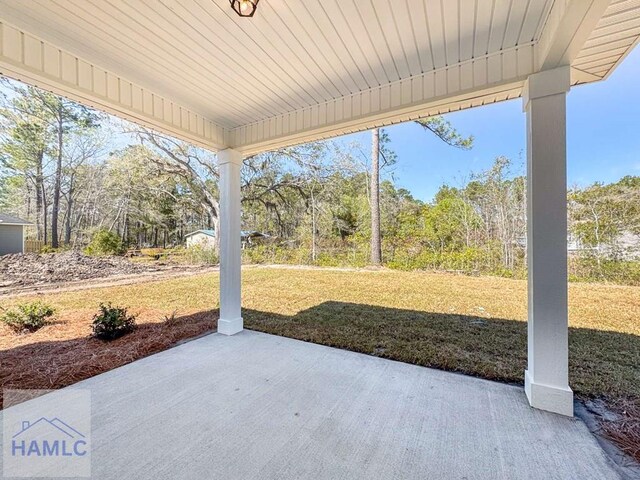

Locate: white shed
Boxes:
[185,229,216,249]
[0,213,31,256]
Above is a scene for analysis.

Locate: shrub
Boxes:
[569,257,640,286]
[84,229,124,256]
[91,303,136,340]
[0,301,56,332]
[185,244,219,265]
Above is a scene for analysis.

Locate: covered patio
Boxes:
[1,0,639,474]
[0,331,624,478]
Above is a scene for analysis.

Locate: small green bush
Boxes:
[91,303,136,341]
[0,301,56,332]
[185,245,219,265]
[84,229,124,256]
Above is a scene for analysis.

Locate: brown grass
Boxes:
[1,266,639,460]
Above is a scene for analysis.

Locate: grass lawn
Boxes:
[1,266,639,456]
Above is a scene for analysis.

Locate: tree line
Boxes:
[1,80,638,284]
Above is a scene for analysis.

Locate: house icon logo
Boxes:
[2,389,91,477]
[12,417,88,457]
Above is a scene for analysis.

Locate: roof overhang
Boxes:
[0,0,638,155]
[185,230,216,238]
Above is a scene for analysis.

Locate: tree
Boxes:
[131,130,221,247]
[465,157,525,270]
[570,176,640,268]
[414,117,474,150]
[0,83,51,241]
[242,142,341,260]
[370,128,382,264]
[1,82,100,247]
[33,91,99,248]
[62,129,107,245]
[368,116,473,265]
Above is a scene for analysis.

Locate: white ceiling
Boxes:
[0,0,638,153]
[0,0,554,128]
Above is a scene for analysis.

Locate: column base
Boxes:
[218,317,243,336]
[525,370,573,416]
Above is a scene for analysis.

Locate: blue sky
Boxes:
[342,46,640,202]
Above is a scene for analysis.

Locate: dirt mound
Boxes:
[0,251,159,287]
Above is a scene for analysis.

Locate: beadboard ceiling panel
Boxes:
[574,0,640,80]
[0,0,638,153]
[0,0,552,129]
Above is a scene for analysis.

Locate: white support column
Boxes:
[522,66,573,416]
[217,148,243,336]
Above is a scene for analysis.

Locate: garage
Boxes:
[0,213,31,256]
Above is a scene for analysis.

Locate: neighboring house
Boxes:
[568,231,640,260]
[517,232,640,260]
[616,231,640,260]
[241,230,269,249]
[185,229,216,249]
[0,213,32,256]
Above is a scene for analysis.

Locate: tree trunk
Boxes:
[51,109,63,248]
[42,188,49,245]
[211,212,221,252]
[122,212,129,244]
[311,189,317,262]
[370,128,382,265]
[26,182,32,218]
[35,150,44,241]
[64,176,74,245]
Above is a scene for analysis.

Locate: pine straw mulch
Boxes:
[597,397,640,463]
[0,308,216,408]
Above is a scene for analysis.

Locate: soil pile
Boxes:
[0,251,158,287]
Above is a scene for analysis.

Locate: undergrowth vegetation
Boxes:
[240,243,640,285]
[84,229,125,256]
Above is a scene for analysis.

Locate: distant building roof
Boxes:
[241,230,269,238]
[185,229,216,238]
[0,213,32,225]
[185,230,270,239]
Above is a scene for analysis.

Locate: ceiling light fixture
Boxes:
[229,0,260,17]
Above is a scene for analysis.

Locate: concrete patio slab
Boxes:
[1,330,622,479]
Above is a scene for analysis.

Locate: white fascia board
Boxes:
[599,35,640,82]
[570,66,603,85]
[536,0,611,71]
[231,44,536,155]
[0,21,230,151]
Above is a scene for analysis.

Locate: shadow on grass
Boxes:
[2,302,638,405]
[243,301,640,400]
[0,310,218,408]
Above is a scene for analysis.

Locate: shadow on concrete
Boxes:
[243,301,640,399]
